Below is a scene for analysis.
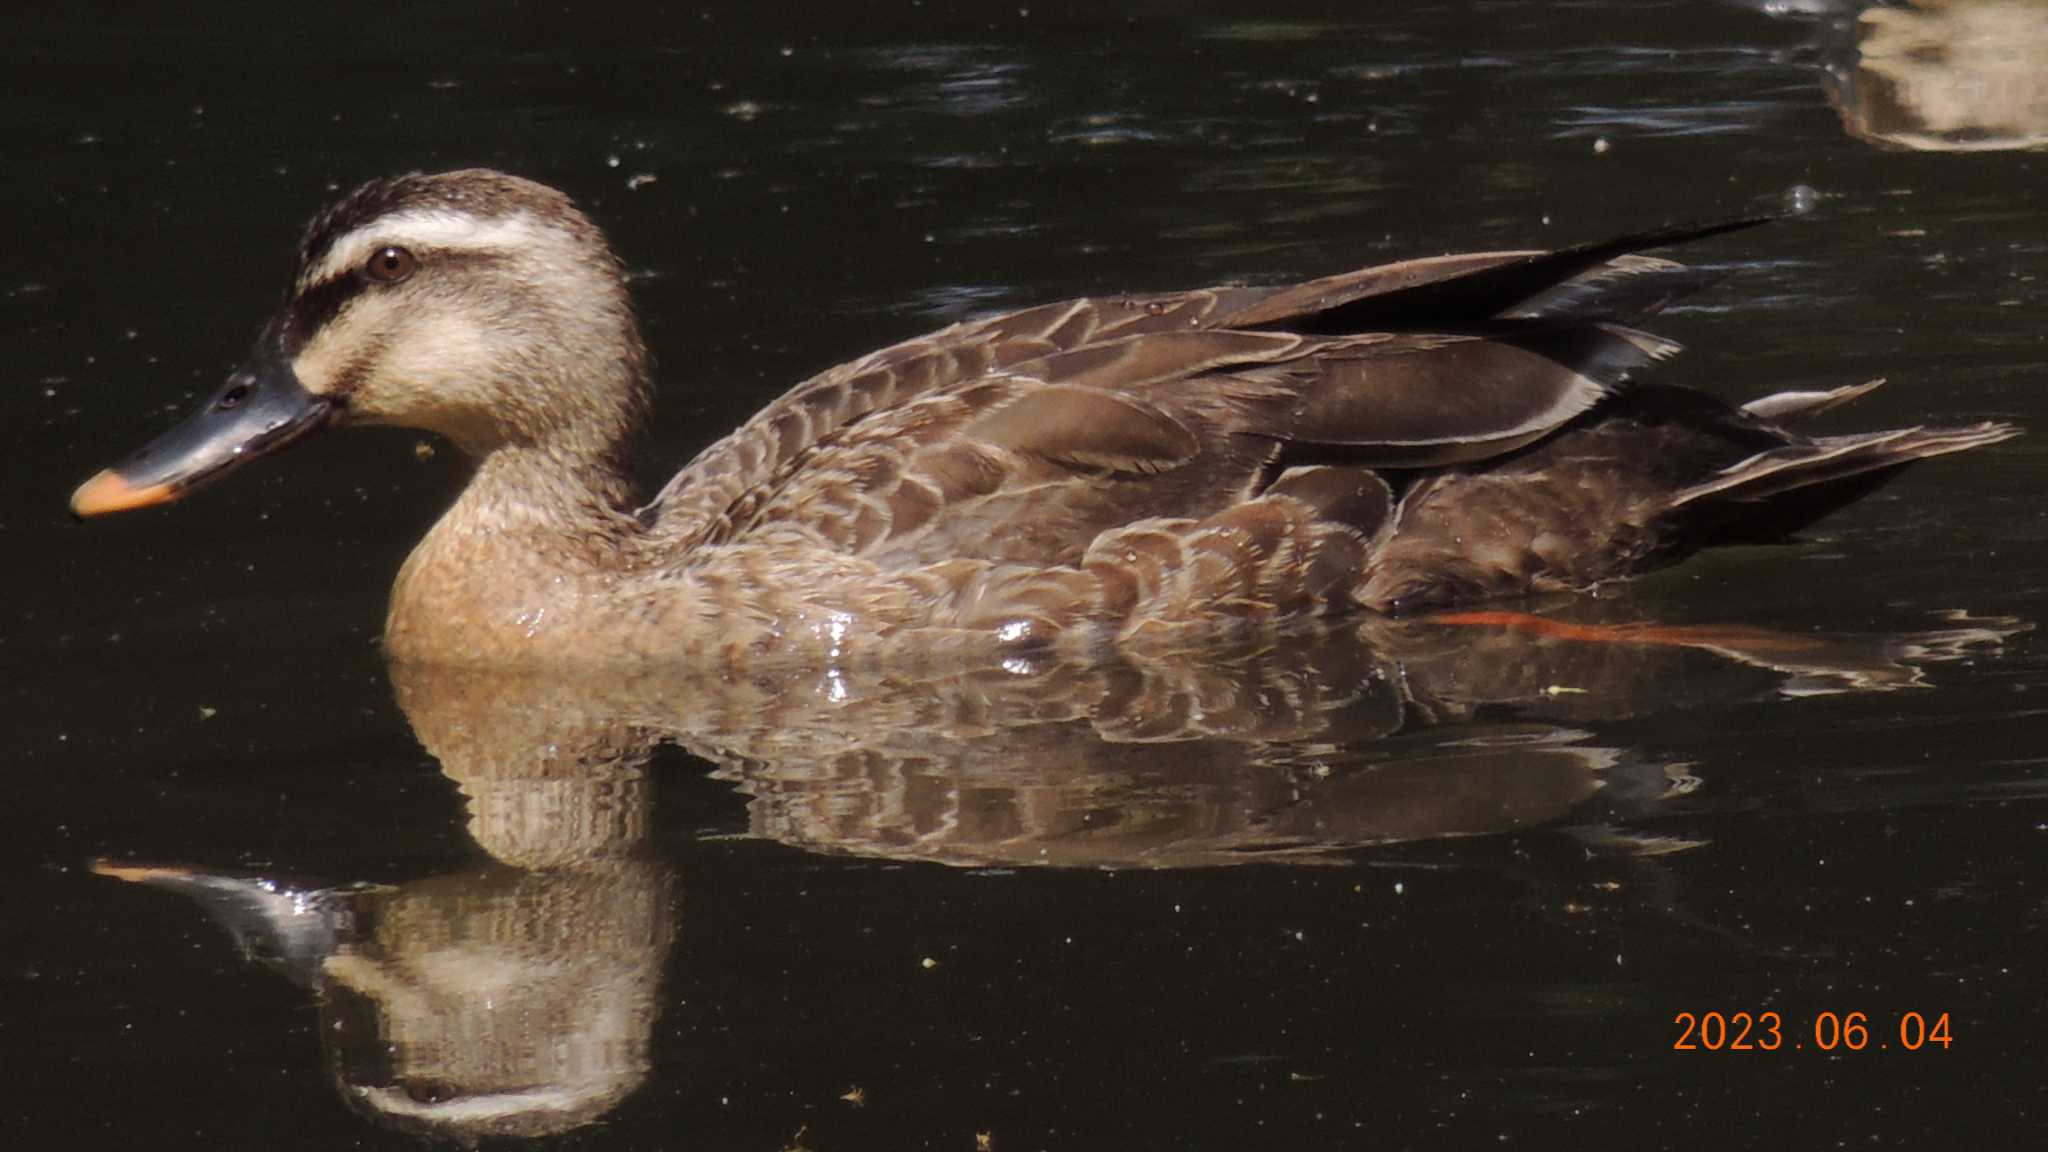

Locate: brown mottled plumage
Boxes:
[71,169,2018,666]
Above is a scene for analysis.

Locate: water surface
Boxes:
[8,1,2048,1147]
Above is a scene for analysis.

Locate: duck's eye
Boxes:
[364,246,417,284]
[401,1079,460,1104]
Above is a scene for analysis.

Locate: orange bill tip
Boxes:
[70,469,176,517]
[89,859,186,883]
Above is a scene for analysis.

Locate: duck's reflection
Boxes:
[1749,0,2048,151]
[94,607,2019,1140]
[96,728,672,1140]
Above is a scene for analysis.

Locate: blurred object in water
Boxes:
[1828,0,2048,151]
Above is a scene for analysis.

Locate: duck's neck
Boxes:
[443,443,642,543]
[385,442,648,662]
[421,304,652,547]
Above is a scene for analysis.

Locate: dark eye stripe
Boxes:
[282,247,501,355]
[284,273,370,355]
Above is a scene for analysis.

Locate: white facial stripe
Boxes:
[303,210,549,287]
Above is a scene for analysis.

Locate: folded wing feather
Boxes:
[655,221,1750,567]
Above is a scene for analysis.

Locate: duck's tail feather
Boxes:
[1253,215,1778,336]
[1670,421,2020,544]
[1425,216,1779,328]
[1739,378,1887,422]
[1504,255,1729,325]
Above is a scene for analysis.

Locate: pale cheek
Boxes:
[290,342,347,398]
[354,338,513,451]
[384,332,500,406]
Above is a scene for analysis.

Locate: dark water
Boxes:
[9,1,2048,1147]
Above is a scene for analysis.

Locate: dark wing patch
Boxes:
[1245,325,1677,466]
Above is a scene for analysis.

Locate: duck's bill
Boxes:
[70,357,332,517]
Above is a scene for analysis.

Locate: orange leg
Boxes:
[1425,610,1824,655]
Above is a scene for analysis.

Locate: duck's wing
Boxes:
[640,289,1262,546]
[645,220,1765,566]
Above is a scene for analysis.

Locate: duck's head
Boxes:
[72,169,648,516]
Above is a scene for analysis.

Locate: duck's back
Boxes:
[637,221,2013,649]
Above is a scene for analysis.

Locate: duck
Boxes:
[70,168,2017,667]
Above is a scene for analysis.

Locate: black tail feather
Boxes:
[1673,422,2021,544]
[1274,215,1780,336]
